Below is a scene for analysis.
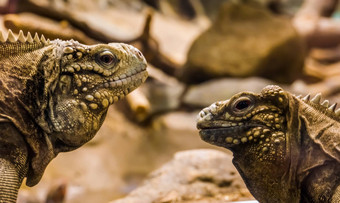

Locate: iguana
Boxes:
[0,29,148,202]
[197,85,340,203]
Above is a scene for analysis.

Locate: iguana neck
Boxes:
[232,143,300,202]
[0,39,62,135]
[0,158,24,202]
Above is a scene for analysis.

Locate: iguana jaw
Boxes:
[69,63,147,110]
[197,112,272,149]
[198,125,253,148]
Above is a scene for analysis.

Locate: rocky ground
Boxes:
[1,0,340,202]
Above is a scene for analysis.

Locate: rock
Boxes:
[136,65,185,118]
[150,11,210,66]
[125,88,151,123]
[304,55,340,80]
[151,111,199,132]
[111,149,253,203]
[18,0,147,42]
[0,0,19,14]
[18,0,209,66]
[155,0,292,20]
[328,92,340,104]
[183,77,282,108]
[182,1,305,84]
[45,180,67,203]
[290,77,340,102]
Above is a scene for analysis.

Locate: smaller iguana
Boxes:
[0,30,147,202]
[197,85,340,203]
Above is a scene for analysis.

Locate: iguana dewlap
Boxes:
[197,85,340,203]
[0,30,147,202]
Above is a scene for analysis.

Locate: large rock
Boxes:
[19,0,209,67]
[111,149,253,203]
[18,0,147,42]
[139,65,185,116]
[182,1,305,84]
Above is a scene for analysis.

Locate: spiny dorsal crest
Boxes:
[296,93,340,117]
[0,29,50,45]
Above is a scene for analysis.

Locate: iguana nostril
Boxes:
[136,50,143,58]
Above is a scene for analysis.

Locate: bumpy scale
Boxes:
[0,30,148,202]
[197,85,340,203]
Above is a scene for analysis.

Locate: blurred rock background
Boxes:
[1,0,340,202]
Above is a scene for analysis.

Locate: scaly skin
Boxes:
[0,30,147,202]
[197,85,340,203]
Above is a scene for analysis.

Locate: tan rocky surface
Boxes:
[182,1,305,83]
[18,0,147,42]
[111,149,253,203]
[183,77,282,108]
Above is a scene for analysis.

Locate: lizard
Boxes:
[197,85,340,203]
[0,29,148,202]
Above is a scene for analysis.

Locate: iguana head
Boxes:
[50,39,147,149]
[197,85,289,161]
[196,85,294,201]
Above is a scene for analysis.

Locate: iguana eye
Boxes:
[232,97,253,112]
[235,99,251,110]
[96,51,117,67]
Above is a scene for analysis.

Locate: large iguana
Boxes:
[197,85,340,203]
[0,30,147,202]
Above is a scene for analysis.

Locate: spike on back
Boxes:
[311,93,321,104]
[7,29,16,43]
[33,33,40,43]
[0,29,50,45]
[40,35,47,44]
[18,30,26,43]
[298,92,340,119]
[0,32,5,43]
[321,100,329,108]
[302,94,310,102]
[26,32,33,43]
[328,103,337,112]
[335,108,340,116]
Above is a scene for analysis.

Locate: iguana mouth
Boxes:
[199,127,245,147]
[198,123,259,147]
[100,65,147,90]
[197,111,268,147]
[196,106,249,146]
